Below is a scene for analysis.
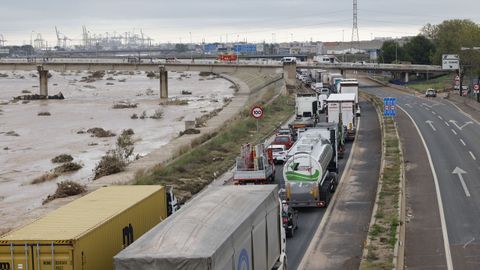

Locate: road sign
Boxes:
[455,75,460,81]
[442,54,460,70]
[383,97,397,117]
[251,105,264,119]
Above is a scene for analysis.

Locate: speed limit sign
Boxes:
[251,105,264,119]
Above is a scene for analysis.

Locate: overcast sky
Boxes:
[1,0,479,45]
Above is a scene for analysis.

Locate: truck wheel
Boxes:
[289,227,294,237]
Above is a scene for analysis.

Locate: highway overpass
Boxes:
[0,58,447,98]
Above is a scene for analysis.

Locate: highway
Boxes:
[361,79,480,269]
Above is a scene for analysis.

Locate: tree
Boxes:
[379,40,406,64]
[175,43,188,52]
[404,35,435,64]
[429,19,480,65]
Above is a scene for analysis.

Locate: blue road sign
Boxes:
[383,97,397,117]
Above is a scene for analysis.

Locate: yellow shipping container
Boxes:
[0,185,168,270]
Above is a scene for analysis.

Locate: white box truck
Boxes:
[114,185,287,270]
[326,93,357,141]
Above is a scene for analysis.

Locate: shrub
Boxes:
[51,154,74,163]
[43,181,86,204]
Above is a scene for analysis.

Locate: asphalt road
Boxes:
[274,123,354,270]
[362,79,480,269]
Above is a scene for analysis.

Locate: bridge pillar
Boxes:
[403,72,409,83]
[340,69,345,76]
[37,67,49,97]
[283,62,297,88]
[159,66,168,99]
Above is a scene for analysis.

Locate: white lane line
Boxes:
[398,106,453,270]
[469,151,476,161]
[405,104,413,108]
[426,120,437,131]
[445,121,450,127]
[451,129,458,135]
[432,111,437,115]
[438,115,443,120]
[425,107,430,111]
[460,139,466,146]
[453,167,471,198]
[464,237,475,248]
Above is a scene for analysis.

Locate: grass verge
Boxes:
[135,94,294,203]
[360,93,403,270]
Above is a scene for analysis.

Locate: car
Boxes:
[425,88,437,97]
[273,135,294,149]
[267,144,288,164]
[282,201,299,237]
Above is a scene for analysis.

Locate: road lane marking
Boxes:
[452,167,470,197]
[438,115,443,120]
[463,237,475,249]
[426,120,436,131]
[460,139,466,146]
[469,151,476,161]
[399,106,453,270]
[445,100,480,126]
[425,107,430,111]
[445,121,450,127]
[405,103,412,108]
[451,129,458,135]
[449,120,473,130]
[432,111,437,115]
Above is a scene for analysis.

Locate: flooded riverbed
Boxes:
[0,70,234,233]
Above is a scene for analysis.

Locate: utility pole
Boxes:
[351,0,360,51]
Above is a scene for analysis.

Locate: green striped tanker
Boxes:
[283,128,338,208]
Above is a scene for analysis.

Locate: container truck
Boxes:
[0,185,179,270]
[326,93,357,141]
[234,143,275,184]
[114,185,288,270]
[284,129,338,208]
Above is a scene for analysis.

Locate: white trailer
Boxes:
[295,93,320,119]
[284,129,338,208]
[339,79,359,104]
[114,185,287,270]
[327,93,357,141]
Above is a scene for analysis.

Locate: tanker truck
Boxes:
[283,129,338,208]
[114,185,287,270]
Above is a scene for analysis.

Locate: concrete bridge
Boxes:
[0,58,446,98]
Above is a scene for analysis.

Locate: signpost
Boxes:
[442,54,460,70]
[251,105,264,132]
[383,97,397,117]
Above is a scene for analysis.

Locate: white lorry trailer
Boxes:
[339,79,359,104]
[283,129,338,208]
[114,185,287,270]
[326,93,357,141]
[234,143,275,184]
[295,93,320,119]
